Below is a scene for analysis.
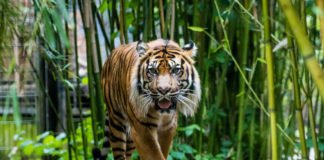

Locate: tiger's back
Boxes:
[101,42,137,117]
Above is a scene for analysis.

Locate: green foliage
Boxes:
[9,132,67,159]
[9,118,95,159]
[169,134,235,160]
[177,124,205,137]
[0,0,20,69]
[9,119,228,159]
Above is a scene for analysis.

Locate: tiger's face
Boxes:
[130,40,201,117]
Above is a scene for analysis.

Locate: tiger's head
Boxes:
[130,39,201,117]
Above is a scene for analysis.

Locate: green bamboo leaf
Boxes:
[53,138,62,148]
[178,144,196,154]
[188,26,205,32]
[56,0,69,22]
[177,124,205,137]
[33,144,45,156]
[257,58,266,64]
[319,140,324,151]
[99,0,111,13]
[10,84,21,131]
[62,63,71,71]
[43,10,56,49]
[170,151,186,159]
[56,132,66,140]
[63,79,74,90]
[43,135,55,145]
[98,2,107,13]
[20,140,34,148]
[37,131,51,141]
[22,143,34,156]
[236,91,245,97]
[111,31,119,41]
[43,51,56,62]
[81,77,88,85]
[3,84,11,121]
[48,9,71,48]
[215,50,228,64]
[43,148,55,154]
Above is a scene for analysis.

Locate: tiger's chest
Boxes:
[157,113,178,132]
[126,104,177,131]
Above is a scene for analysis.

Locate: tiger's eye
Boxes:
[148,68,158,75]
[171,67,181,75]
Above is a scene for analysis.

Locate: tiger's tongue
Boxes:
[158,99,172,109]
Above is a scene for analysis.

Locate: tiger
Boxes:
[96,39,201,160]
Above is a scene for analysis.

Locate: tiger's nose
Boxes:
[157,86,171,95]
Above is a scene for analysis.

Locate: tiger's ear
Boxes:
[182,40,198,57]
[136,40,149,57]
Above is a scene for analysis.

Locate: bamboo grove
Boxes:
[1,0,324,159]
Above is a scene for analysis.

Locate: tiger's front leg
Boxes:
[131,125,165,160]
[158,114,178,158]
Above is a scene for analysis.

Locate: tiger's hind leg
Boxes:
[125,138,136,160]
[108,117,128,160]
[92,115,111,160]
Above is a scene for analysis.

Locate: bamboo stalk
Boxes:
[214,0,295,148]
[91,1,105,130]
[279,2,324,158]
[151,2,157,39]
[181,0,189,42]
[302,6,320,159]
[317,0,324,48]
[63,1,77,159]
[133,2,140,40]
[83,0,98,147]
[321,102,324,160]
[170,0,175,40]
[208,61,228,154]
[249,108,256,160]
[73,0,88,158]
[249,29,263,160]
[93,5,111,55]
[317,5,324,156]
[194,1,211,154]
[143,0,152,41]
[305,80,320,159]
[111,0,118,48]
[278,0,324,100]
[65,81,75,159]
[236,1,250,159]
[287,28,308,159]
[158,0,165,38]
[119,0,127,44]
[262,0,278,159]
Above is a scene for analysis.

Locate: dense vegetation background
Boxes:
[0,0,324,159]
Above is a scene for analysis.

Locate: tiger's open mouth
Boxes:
[158,98,172,109]
[155,98,177,112]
